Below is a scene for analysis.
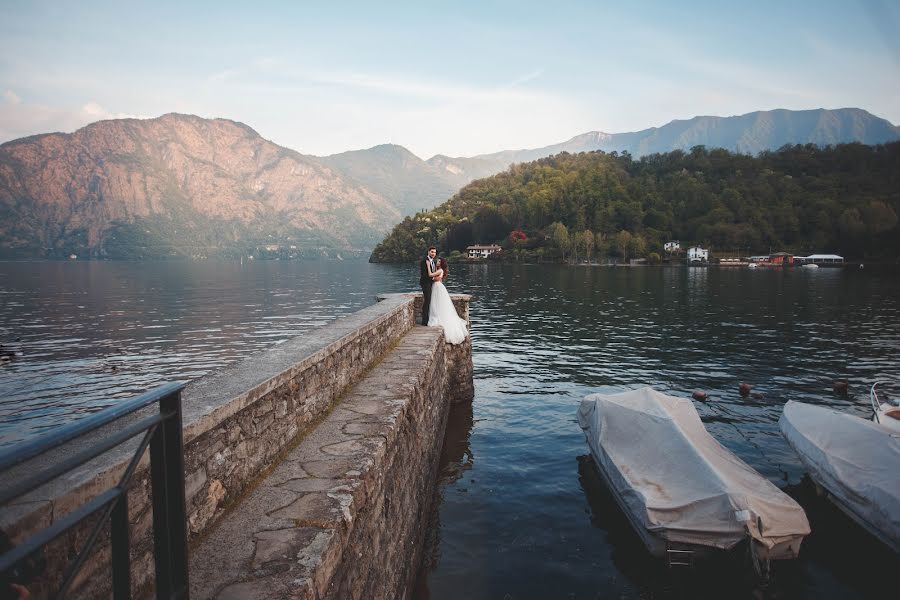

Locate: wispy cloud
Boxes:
[207,59,553,106]
[193,59,590,156]
[507,68,544,88]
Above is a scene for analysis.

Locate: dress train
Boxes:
[427,282,469,344]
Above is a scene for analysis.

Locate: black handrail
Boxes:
[0,381,184,472]
[0,382,190,599]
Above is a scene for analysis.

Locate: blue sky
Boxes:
[1,0,898,158]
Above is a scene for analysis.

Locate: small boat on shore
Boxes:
[577,387,810,572]
[780,392,900,552]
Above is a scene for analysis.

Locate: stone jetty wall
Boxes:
[1,293,472,598]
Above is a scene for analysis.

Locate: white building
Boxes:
[664,241,681,252]
[796,253,844,265]
[687,246,709,262]
[467,245,502,259]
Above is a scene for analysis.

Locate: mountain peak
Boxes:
[0,113,401,258]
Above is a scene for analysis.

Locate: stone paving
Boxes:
[189,325,448,599]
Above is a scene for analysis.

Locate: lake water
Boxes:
[2,261,898,598]
[0,260,413,447]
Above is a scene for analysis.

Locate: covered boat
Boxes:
[577,387,810,565]
[779,400,900,552]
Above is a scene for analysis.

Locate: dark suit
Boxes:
[420,256,435,325]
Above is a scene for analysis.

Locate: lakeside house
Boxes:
[749,252,795,266]
[768,252,794,266]
[687,246,709,263]
[467,245,502,259]
[664,241,681,252]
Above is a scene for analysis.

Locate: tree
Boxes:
[572,231,582,263]
[549,222,571,260]
[473,206,509,244]
[862,200,898,235]
[445,221,474,252]
[583,230,595,263]
[628,233,647,259]
[615,230,632,261]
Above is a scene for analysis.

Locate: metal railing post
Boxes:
[149,388,190,599]
[110,494,132,599]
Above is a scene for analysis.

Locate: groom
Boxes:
[419,246,438,325]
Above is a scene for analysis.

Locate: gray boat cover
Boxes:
[780,400,900,552]
[578,388,810,557]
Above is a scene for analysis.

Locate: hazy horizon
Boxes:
[2,0,898,158]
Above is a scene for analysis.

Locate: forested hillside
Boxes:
[370,142,900,263]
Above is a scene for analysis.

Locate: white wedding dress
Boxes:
[427,281,469,344]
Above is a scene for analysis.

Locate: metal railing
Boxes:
[0,382,190,599]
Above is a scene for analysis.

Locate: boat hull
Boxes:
[779,401,900,552]
[578,388,810,562]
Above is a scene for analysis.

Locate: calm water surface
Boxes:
[415,264,900,600]
[2,261,898,598]
[0,260,412,446]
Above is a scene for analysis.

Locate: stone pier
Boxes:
[0,293,473,599]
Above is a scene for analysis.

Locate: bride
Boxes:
[428,258,469,345]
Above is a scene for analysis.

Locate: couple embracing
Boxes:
[419,246,468,345]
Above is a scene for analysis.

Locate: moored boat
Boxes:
[577,387,810,571]
[779,398,900,552]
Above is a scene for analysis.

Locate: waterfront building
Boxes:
[664,241,681,252]
[687,246,709,262]
[467,245,502,259]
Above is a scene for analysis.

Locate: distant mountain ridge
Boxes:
[426,108,900,181]
[0,108,897,257]
[317,144,458,216]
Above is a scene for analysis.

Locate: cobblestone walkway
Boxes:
[188,326,444,599]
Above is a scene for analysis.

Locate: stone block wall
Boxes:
[324,328,450,599]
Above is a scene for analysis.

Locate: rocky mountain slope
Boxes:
[0,114,400,258]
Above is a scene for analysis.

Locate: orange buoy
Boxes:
[833,380,849,394]
[739,383,752,396]
[692,390,708,401]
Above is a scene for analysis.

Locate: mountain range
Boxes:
[424,107,900,182]
[1,107,897,257]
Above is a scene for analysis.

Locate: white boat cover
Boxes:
[780,400,900,552]
[578,387,810,557]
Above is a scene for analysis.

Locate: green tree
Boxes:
[549,222,571,260]
[628,233,647,259]
[583,230,595,263]
[615,230,632,261]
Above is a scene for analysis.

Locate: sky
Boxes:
[1,0,898,159]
